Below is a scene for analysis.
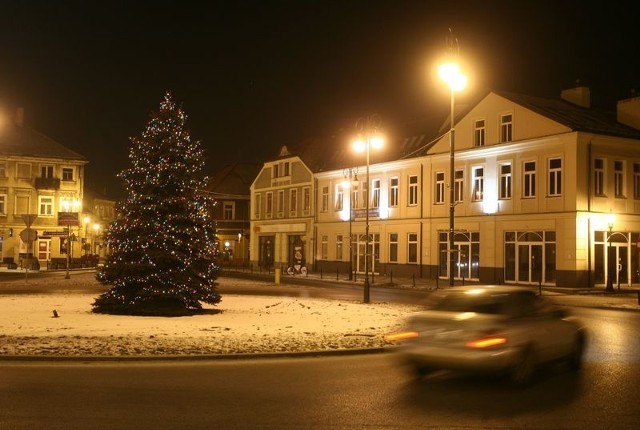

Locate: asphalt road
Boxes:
[1,306,639,429]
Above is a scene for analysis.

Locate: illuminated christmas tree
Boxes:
[93,92,220,315]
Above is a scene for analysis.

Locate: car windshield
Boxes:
[431,291,511,315]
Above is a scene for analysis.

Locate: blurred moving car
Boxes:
[387,285,587,386]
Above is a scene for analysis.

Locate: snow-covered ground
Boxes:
[0,273,422,358]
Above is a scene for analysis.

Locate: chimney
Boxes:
[617,90,640,131]
[15,107,24,127]
[561,85,591,108]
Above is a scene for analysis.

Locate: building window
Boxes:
[266,192,273,218]
[351,183,360,209]
[408,175,418,206]
[335,185,344,211]
[594,158,605,196]
[435,172,445,204]
[321,235,328,260]
[408,233,418,264]
[634,163,640,200]
[321,186,329,212]
[62,167,74,181]
[272,161,290,179]
[499,163,512,199]
[289,188,298,217]
[371,179,381,208]
[336,235,343,260]
[500,113,513,143]
[223,202,235,220]
[254,193,262,219]
[39,196,54,216]
[614,160,625,197]
[0,162,6,178]
[474,119,485,147]
[16,163,31,179]
[472,166,484,201]
[523,161,536,198]
[277,190,285,218]
[389,177,399,207]
[389,233,398,263]
[548,158,562,196]
[40,165,54,178]
[303,187,310,215]
[0,194,6,215]
[454,169,464,202]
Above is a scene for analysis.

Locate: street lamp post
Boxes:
[438,29,467,287]
[353,115,383,303]
[605,214,615,292]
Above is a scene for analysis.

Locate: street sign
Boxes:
[21,214,38,227]
[58,212,79,226]
[42,231,68,237]
[19,229,38,242]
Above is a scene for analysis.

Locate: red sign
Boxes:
[58,212,79,226]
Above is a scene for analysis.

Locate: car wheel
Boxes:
[511,346,537,387]
[567,335,584,371]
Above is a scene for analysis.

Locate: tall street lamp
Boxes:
[353,115,383,303]
[438,30,467,287]
[605,213,616,292]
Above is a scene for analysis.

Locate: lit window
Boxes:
[474,119,485,147]
[435,172,445,204]
[500,114,513,143]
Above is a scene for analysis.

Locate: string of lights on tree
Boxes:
[92,92,221,315]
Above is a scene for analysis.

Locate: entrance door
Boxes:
[609,243,629,287]
[37,240,51,262]
[517,244,543,284]
[355,234,377,275]
[455,244,471,281]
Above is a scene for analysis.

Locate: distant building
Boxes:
[204,163,260,265]
[251,86,640,288]
[82,186,116,261]
[0,108,88,268]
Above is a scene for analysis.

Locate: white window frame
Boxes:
[389,177,399,207]
[289,188,298,217]
[39,195,55,217]
[335,184,344,211]
[266,192,273,219]
[321,186,329,212]
[499,163,512,199]
[0,194,6,215]
[523,161,536,198]
[254,193,262,219]
[371,179,381,208]
[321,235,328,260]
[223,201,235,220]
[500,113,513,143]
[62,167,74,181]
[454,169,464,203]
[472,166,484,201]
[435,171,445,204]
[389,233,398,263]
[336,234,343,260]
[302,187,311,215]
[548,157,562,196]
[594,158,605,196]
[408,175,418,206]
[408,233,418,264]
[0,162,6,178]
[614,160,625,197]
[277,190,285,218]
[474,119,485,147]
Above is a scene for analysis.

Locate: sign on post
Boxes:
[58,212,80,226]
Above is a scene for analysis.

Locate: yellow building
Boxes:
[252,87,640,288]
[0,110,88,269]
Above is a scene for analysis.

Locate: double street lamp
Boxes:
[353,115,383,303]
[438,30,467,287]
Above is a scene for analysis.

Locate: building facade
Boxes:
[251,87,640,288]
[1,112,88,268]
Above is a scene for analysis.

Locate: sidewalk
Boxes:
[221,268,640,312]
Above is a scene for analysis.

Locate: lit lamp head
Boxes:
[438,62,467,92]
[607,213,616,230]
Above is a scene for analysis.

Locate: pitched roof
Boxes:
[0,123,88,161]
[495,90,640,139]
[205,163,261,197]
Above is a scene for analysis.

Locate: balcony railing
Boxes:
[35,177,61,190]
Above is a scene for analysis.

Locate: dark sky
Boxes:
[1,0,638,197]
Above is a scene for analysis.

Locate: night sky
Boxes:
[1,1,638,197]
